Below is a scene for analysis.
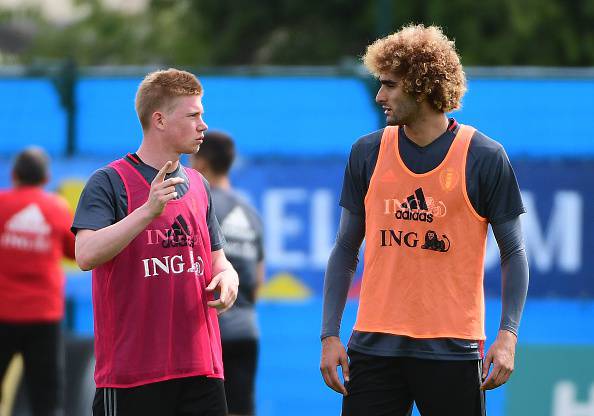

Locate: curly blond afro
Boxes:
[363,24,466,112]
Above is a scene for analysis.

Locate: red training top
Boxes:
[0,186,75,322]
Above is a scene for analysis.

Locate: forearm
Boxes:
[492,217,529,336]
[75,204,154,270]
[321,208,364,339]
[321,242,358,339]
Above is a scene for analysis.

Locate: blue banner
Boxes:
[0,156,591,298]
[228,158,593,298]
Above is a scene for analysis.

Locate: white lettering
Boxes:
[152,256,170,275]
[311,189,335,268]
[142,258,151,277]
[522,191,582,273]
[264,189,307,268]
[485,191,583,273]
[142,254,200,277]
[553,381,594,416]
[0,232,50,252]
[170,255,185,274]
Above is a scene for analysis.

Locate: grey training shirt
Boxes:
[211,187,264,341]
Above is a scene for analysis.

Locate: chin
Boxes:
[184,145,200,154]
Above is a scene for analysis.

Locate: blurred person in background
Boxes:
[0,147,75,416]
[72,68,238,416]
[320,24,529,416]
[192,131,264,416]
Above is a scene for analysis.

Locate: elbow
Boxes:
[75,234,97,271]
[75,250,96,271]
[76,257,94,271]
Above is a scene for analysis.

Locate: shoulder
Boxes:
[45,192,72,212]
[346,129,385,176]
[228,189,263,230]
[212,187,248,209]
[216,188,261,221]
[351,128,384,154]
[468,129,508,162]
[231,191,261,219]
[78,165,125,207]
[86,165,122,188]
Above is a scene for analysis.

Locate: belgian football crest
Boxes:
[439,167,459,191]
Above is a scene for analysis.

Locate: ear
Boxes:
[151,111,166,131]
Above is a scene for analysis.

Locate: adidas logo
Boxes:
[221,206,256,240]
[0,204,51,252]
[384,188,436,223]
[145,215,196,248]
[163,215,195,248]
[6,204,50,235]
[401,188,429,211]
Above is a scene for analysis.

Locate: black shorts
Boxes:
[342,349,486,416]
[0,321,65,416]
[92,376,227,416]
[222,339,258,415]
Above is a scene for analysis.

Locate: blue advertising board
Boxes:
[221,158,594,298]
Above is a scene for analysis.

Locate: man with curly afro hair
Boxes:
[320,25,529,416]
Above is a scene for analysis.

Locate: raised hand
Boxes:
[144,161,185,218]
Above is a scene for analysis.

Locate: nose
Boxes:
[198,120,208,132]
[376,86,385,104]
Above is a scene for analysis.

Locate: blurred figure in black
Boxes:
[192,131,264,416]
[0,147,76,416]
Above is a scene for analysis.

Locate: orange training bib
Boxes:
[354,125,488,340]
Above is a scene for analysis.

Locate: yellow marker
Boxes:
[258,273,312,300]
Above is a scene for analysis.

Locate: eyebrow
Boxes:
[186,111,202,116]
[380,79,398,86]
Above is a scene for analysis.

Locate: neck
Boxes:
[12,177,44,189]
[206,174,231,190]
[136,133,180,172]
[403,112,449,147]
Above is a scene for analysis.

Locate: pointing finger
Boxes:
[154,161,172,184]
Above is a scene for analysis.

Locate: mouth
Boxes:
[382,106,392,115]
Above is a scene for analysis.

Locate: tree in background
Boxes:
[0,0,593,66]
